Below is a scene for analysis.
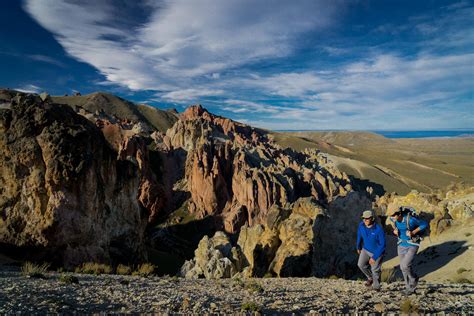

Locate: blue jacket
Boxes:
[356,222,386,260]
[391,215,428,247]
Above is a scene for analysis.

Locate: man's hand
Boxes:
[393,229,399,236]
[406,230,413,237]
[357,250,361,255]
[369,258,375,265]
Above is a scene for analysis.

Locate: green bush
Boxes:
[241,301,261,312]
[21,262,50,278]
[132,263,155,277]
[59,274,79,284]
[116,264,132,275]
[75,262,112,275]
[400,299,419,314]
[327,275,339,280]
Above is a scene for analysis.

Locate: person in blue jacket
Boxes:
[388,206,428,295]
[356,210,386,291]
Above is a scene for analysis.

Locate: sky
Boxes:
[0,0,473,130]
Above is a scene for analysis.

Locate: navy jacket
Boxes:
[356,221,386,260]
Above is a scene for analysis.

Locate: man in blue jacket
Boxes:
[388,206,428,295]
[357,210,386,291]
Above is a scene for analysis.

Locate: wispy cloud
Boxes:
[14,84,42,94]
[160,88,224,103]
[22,0,473,130]
[24,0,342,92]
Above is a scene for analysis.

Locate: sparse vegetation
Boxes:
[381,268,397,283]
[132,263,155,277]
[116,264,132,275]
[245,281,264,293]
[400,299,419,314]
[465,232,471,237]
[263,272,273,278]
[241,301,262,312]
[75,262,112,275]
[21,262,50,278]
[453,276,472,284]
[59,274,79,284]
[457,267,468,274]
[327,275,339,280]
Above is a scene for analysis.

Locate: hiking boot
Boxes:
[364,279,373,287]
[414,276,419,289]
[402,289,416,296]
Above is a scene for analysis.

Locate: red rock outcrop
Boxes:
[165,105,353,234]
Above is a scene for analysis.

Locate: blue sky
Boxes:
[1,0,473,130]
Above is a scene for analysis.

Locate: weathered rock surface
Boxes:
[375,184,474,235]
[164,105,354,235]
[0,93,154,267]
[183,192,371,278]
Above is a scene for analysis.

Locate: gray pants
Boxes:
[357,249,383,289]
[398,245,419,291]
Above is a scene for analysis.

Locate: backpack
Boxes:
[400,206,429,243]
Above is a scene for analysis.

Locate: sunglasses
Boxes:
[363,217,373,220]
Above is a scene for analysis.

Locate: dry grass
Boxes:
[116,264,132,275]
[59,274,79,284]
[75,262,112,275]
[381,268,397,284]
[21,262,50,278]
[132,263,155,277]
[400,299,419,314]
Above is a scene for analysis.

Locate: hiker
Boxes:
[356,210,386,291]
[388,206,428,295]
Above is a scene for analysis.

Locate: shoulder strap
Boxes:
[406,213,410,230]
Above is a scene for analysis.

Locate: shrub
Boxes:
[245,281,264,293]
[381,268,397,284]
[116,264,132,275]
[21,262,50,278]
[263,272,273,278]
[59,274,79,284]
[327,275,339,280]
[465,232,471,237]
[241,301,261,312]
[132,263,155,277]
[453,276,472,284]
[400,299,419,314]
[76,262,112,275]
[457,267,468,274]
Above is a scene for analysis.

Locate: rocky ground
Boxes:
[1,271,472,314]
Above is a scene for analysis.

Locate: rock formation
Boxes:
[0,92,164,267]
[375,184,474,235]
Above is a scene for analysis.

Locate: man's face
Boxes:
[363,217,374,227]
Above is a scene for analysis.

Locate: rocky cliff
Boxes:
[0,90,371,276]
[0,92,165,267]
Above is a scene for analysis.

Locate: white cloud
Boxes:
[15,84,42,94]
[24,0,341,91]
[160,88,224,102]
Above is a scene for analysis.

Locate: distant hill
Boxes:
[272,131,474,195]
[51,92,178,132]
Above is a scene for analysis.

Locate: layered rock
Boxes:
[0,93,159,267]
